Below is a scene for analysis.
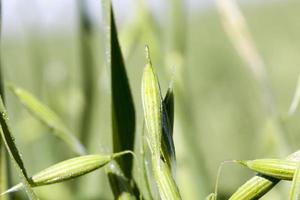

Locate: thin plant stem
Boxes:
[77,0,96,147]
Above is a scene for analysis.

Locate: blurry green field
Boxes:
[2,1,300,199]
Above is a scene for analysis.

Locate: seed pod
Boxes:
[1,151,130,195]
[237,159,296,180]
[141,46,162,159]
[31,154,113,185]
[141,46,181,200]
[229,174,279,200]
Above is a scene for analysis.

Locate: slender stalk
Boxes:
[0,1,11,199]
[77,0,95,147]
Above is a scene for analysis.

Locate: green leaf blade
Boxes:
[8,84,86,155]
[103,2,136,179]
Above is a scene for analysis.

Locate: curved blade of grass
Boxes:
[289,72,300,116]
[7,83,86,155]
[0,97,38,199]
[289,161,300,200]
[229,150,300,199]
[106,162,136,200]
[1,151,131,196]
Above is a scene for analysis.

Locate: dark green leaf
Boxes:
[104,1,136,179]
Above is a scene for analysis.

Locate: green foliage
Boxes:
[1,0,300,199]
[8,84,85,156]
[109,3,136,179]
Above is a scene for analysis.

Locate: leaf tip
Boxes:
[145,45,151,65]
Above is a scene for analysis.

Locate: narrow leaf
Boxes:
[7,84,86,155]
[0,97,38,199]
[0,1,9,199]
[289,161,300,200]
[102,1,136,179]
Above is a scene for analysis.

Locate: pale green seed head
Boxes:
[238,159,296,180]
[141,52,162,160]
[32,154,112,185]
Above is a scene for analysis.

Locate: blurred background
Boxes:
[2,0,300,199]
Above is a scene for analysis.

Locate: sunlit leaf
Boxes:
[8,84,86,155]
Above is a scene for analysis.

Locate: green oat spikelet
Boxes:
[230,150,300,199]
[1,151,132,196]
[141,46,181,200]
[141,45,162,160]
[237,159,296,180]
